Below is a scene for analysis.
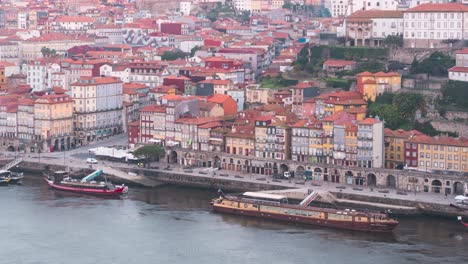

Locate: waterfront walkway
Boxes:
[3,154,462,211]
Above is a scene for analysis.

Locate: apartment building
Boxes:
[403,3,468,48]
[357,117,384,168]
[71,77,123,145]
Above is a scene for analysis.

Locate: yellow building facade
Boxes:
[34,94,73,151]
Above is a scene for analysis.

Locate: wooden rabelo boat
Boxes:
[211,191,399,233]
[44,170,128,197]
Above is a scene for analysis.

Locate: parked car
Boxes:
[284,171,291,179]
[86,158,98,164]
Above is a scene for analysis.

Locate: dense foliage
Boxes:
[41,47,57,57]
[368,93,426,129]
[293,44,388,75]
[410,52,455,77]
[383,35,403,48]
[440,80,468,109]
[161,50,187,61]
[261,75,298,89]
[325,78,351,90]
[133,145,165,168]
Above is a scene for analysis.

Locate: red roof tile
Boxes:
[449,66,468,73]
[323,59,356,67]
[140,104,166,113]
[406,3,468,12]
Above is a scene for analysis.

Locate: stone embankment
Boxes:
[4,159,467,218]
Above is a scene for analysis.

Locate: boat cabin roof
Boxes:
[243,192,287,201]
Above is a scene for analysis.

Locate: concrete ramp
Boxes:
[300,191,319,206]
[103,167,163,188]
[1,158,22,171]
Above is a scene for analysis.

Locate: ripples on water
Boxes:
[0,176,467,264]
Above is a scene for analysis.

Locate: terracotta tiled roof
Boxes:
[323,59,356,67]
[405,3,468,12]
[18,98,34,106]
[448,66,468,73]
[455,48,468,55]
[384,128,423,139]
[54,16,94,23]
[374,71,400,77]
[140,104,166,113]
[124,83,147,89]
[407,135,468,147]
[35,94,72,104]
[348,10,403,19]
[207,94,232,104]
[357,118,381,125]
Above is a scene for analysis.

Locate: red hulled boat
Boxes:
[45,170,128,197]
[458,216,468,228]
[211,191,399,233]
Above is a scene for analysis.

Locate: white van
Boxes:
[283,171,291,179]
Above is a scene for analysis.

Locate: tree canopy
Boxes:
[368,92,427,130]
[440,80,468,109]
[41,47,57,57]
[133,145,165,168]
[161,50,187,61]
[190,46,201,57]
[383,35,403,48]
[410,51,455,77]
[392,93,426,120]
[369,104,404,130]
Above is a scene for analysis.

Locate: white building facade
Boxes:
[449,48,468,82]
[357,117,384,168]
[331,0,400,17]
[71,77,123,144]
[403,3,468,48]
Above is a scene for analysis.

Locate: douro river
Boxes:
[1,175,467,264]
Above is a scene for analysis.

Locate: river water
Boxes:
[1,176,467,264]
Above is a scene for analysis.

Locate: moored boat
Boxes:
[44,170,128,197]
[450,195,468,211]
[0,177,10,186]
[458,216,468,228]
[211,191,399,233]
[0,170,23,184]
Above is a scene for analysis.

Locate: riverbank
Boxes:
[4,158,468,218]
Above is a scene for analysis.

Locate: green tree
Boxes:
[440,80,468,109]
[239,11,251,22]
[41,47,57,57]
[383,35,403,48]
[283,0,293,9]
[392,93,426,121]
[411,52,455,77]
[369,104,404,130]
[356,60,384,73]
[161,50,187,61]
[133,145,165,168]
[319,7,331,18]
[190,46,201,57]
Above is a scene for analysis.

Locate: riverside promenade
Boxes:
[5,153,466,218]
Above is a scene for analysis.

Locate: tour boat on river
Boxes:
[211,191,399,233]
[44,170,128,197]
